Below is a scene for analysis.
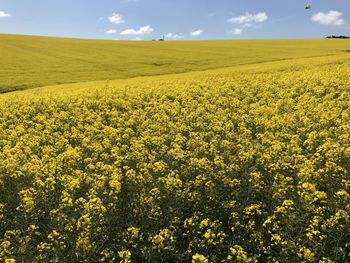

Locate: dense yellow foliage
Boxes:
[1,56,350,262]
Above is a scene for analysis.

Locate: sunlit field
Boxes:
[1,37,350,261]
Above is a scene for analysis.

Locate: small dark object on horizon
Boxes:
[326,35,350,39]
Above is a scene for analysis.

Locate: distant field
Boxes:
[1,34,350,92]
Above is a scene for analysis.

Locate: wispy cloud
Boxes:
[226,12,267,36]
[190,29,203,37]
[312,10,345,26]
[243,23,252,28]
[120,25,154,35]
[230,28,243,35]
[227,12,268,24]
[105,29,117,34]
[0,11,11,18]
[165,33,183,39]
[108,13,125,24]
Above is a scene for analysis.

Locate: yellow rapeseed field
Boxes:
[1,34,350,93]
[0,38,350,262]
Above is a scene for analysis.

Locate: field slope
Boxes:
[1,47,350,262]
[1,34,350,92]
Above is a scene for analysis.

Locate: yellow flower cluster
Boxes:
[0,59,350,262]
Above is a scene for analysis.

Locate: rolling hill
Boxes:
[1,34,350,93]
[1,35,350,262]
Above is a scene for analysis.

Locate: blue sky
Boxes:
[0,0,349,40]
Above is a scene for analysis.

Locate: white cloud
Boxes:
[243,23,253,28]
[120,25,154,35]
[108,13,125,24]
[133,37,142,40]
[312,10,345,26]
[230,28,243,35]
[165,33,183,39]
[105,29,117,34]
[227,12,268,24]
[190,29,203,37]
[0,11,11,18]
